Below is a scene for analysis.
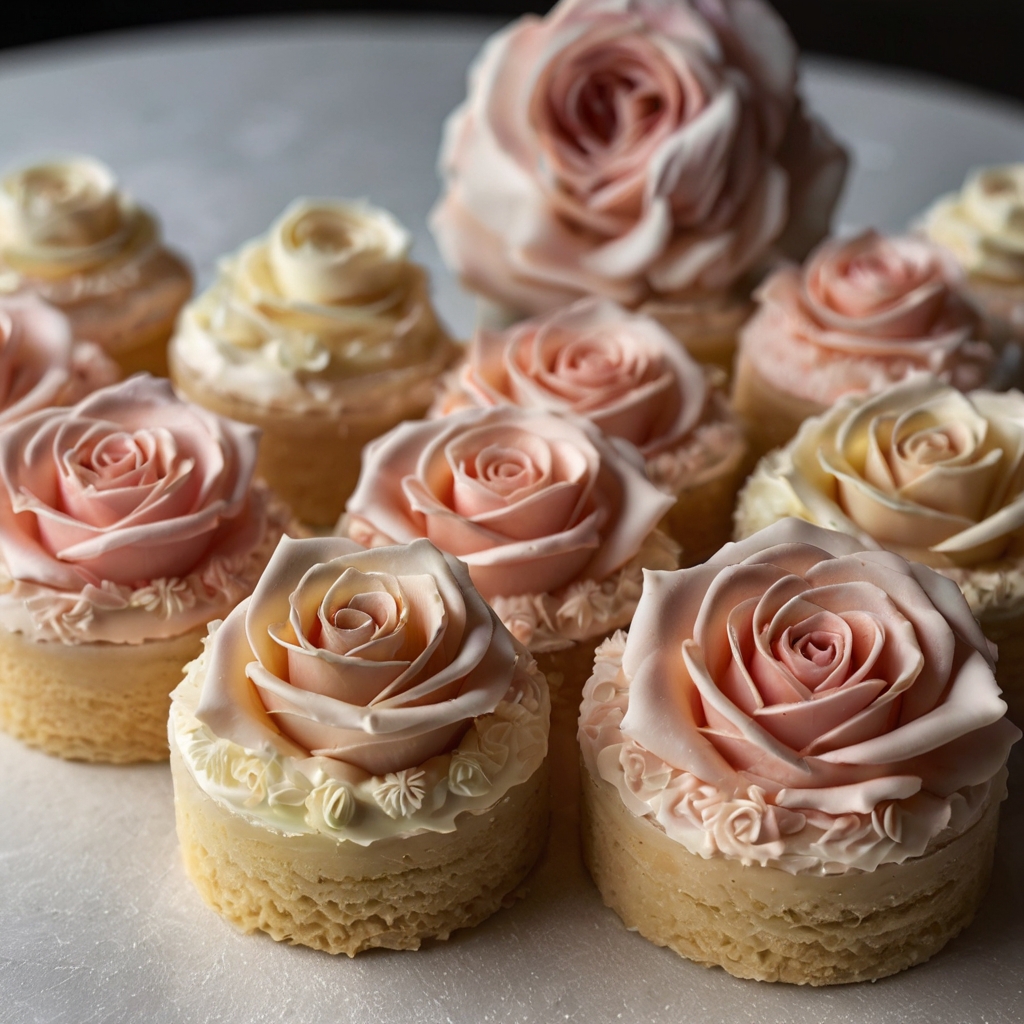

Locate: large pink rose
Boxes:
[195,536,527,776]
[431,0,848,314]
[441,298,710,458]
[740,231,994,402]
[0,374,262,590]
[0,294,118,426]
[609,519,1018,823]
[345,405,673,598]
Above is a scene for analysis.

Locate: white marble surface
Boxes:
[0,16,1023,1024]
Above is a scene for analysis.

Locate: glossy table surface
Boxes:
[0,16,1023,1024]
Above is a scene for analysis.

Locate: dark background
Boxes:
[1,1,1022,105]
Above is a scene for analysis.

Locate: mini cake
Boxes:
[342,404,677,705]
[732,230,995,460]
[430,0,847,372]
[436,298,749,565]
[579,518,1020,985]
[169,198,458,526]
[0,156,192,377]
[0,375,287,763]
[169,536,550,955]
[919,164,1024,349]
[735,374,1024,725]
[0,292,119,423]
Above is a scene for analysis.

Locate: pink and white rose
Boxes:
[0,374,263,590]
[0,294,118,426]
[440,298,710,458]
[740,231,994,401]
[196,536,528,775]
[615,519,1018,822]
[345,405,674,599]
[431,0,847,315]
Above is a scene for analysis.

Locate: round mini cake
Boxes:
[732,230,995,460]
[735,374,1024,725]
[578,519,1021,985]
[0,375,287,762]
[342,404,678,706]
[169,536,550,955]
[169,198,458,526]
[0,156,192,377]
[919,164,1024,350]
[430,0,846,373]
[435,298,750,566]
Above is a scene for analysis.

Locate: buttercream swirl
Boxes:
[171,198,456,414]
[739,231,993,405]
[431,0,847,315]
[579,519,1020,874]
[0,374,276,644]
[921,165,1024,284]
[171,536,549,843]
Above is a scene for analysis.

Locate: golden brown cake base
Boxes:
[533,634,607,712]
[0,626,204,763]
[172,359,436,527]
[109,317,176,378]
[170,747,549,956]
[731,352,826,462]
[978,611,1024,728]
[581,770,999,986]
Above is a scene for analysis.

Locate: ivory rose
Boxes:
[431,0,847,315]
[0,293,118,426]
[739,376,1024,568]
[739,231,993,402]
[344,406,673,599]
[195,536,523,775]
[441,298,710,458]
[0,374,262,590]
[582,519,1019,866]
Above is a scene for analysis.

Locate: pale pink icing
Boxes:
[740,231,994,404]
[430,0,847,315]
[0,374,264,595]
[344,405,674,600]
[195,536,533,776]
[579,518,1020,871]
[0,294,118,426]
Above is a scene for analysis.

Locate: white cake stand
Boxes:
[0,17,1021,1024]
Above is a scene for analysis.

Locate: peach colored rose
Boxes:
[195,536,524,775]
[442,298,709,458]
[617,519,1018,818]
[0,374,262,590]
[0,293,118,427]
[431,0,847,315]
[740,231,993,402]
[345,405,673,599]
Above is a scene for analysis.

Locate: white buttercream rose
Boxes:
[431,0,847,315]
[739,231,993,403]
[0,374,263,590]
[195,536,527,776]
[345,406,674,600]
[580,519,1020,868]
[739,376,1024,568]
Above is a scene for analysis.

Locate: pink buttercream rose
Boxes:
[740,231,994,402]
[0,374,263,590]
[195,536,528,775]
[615,519,1018,822]
[344,405,673,599]
[439,298,710,458]
[0,293,118,426]
[431,0,847,315]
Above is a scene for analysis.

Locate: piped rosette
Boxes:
[435,298,749,564]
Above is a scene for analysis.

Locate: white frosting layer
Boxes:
[170,627,550,845]
[579,633,1005,875]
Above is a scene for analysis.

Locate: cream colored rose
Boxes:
[921,165,1024,283]
[738,375,1024,567]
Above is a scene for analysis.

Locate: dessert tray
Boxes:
[0,16,1022,1024]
